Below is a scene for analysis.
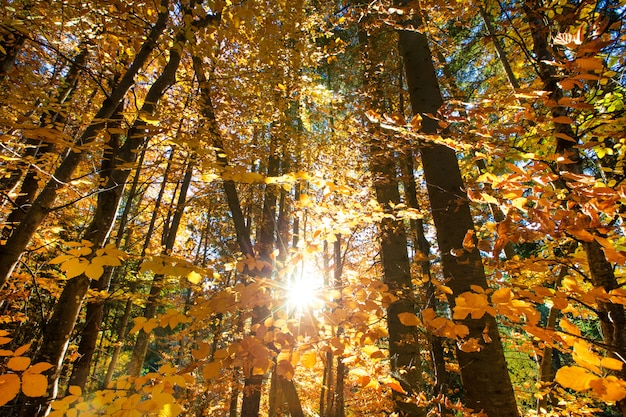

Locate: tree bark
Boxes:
[397,3,520,416]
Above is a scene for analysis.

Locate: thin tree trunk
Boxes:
[127,157,195,376]
[0,0,171,289]
[479,5,520,90]
[397,3,520,416]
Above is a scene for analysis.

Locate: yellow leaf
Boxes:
[61,257,88,278]
[573,341,601,373]
[21,373,48,397]
[555,365,596,391]
[397,312,421,327]
[159,403,182,417]
[187,271,202,284]
[130,317,148,335]
[7,356,31,371]
[67,385,82,396]
[84,262,104,280]
[0,373,21,406]
[300,350,317,369]
[49,254,75,265]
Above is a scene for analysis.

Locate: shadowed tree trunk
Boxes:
[396,2,520,416]
[359,15,426,416]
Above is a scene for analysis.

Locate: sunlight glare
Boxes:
[286,276,323,313]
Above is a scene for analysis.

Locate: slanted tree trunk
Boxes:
[396,2,520,416]
[0,0,171,289]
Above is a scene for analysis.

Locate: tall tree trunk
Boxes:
[127,157,195,377]
[359,12,426,417]
[396,3,520,416]
[12,13,208,415]
[0,0,171,289]
[479,5,520,90]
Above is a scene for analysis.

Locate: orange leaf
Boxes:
[552,116,574,124]
[7,357,31,371]
[202,361,221,380]
[21,373,48,397]
[0,373,20,406]
[462,229,475,251]
[590,376,626,402]
[381,376,406,394]
[25,362,53,375]
[555,365,595,391]
[397,312,421,327]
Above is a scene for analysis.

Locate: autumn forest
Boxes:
[0,0,625,416]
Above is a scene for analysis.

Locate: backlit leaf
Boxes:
[300,350,317,369]
[555,365,595,391]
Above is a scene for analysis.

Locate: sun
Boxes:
[285,276,323,313]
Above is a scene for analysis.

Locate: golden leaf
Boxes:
[462,229,475,251]
[601,357,624,371]
[7,356,31,371]
[84,262,104,280]
[24,362,52,374]
[202,361,221,380]
[591,376,626,402]
[13,344,30,357]
[21,373,48,397]
[381,376,406,394]
[300,350,317,369]
[491,288,512,304]
[158,403,183,417]
[397,312,422,327]
[0,373,21,406]
[555,365,595,391]
[187,271,202,284]
[192,342,210,360]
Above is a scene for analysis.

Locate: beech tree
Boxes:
[1,0,625,416]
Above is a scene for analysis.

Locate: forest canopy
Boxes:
[0,0,626,416]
